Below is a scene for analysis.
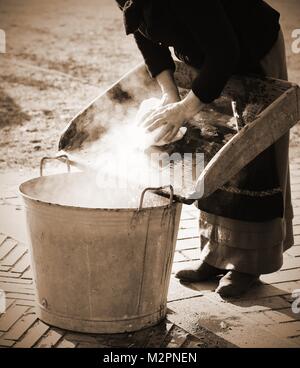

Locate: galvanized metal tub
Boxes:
[19,159,182,333]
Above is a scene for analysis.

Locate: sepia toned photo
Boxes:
[0,0,300,355]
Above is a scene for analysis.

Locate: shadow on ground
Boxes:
[55,318,236,348]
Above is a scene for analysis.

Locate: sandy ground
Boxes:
[0,0,299,171]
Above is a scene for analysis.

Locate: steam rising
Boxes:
[26,99,187,209]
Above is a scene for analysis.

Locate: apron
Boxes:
[198,29,294,275]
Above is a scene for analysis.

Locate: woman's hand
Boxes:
[142,91,205,143]
[135,93,180,127]
[141,101,188,143]
[161,91,181,106]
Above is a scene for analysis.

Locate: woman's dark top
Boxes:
[116,0,280,104]
[115,1,284,223]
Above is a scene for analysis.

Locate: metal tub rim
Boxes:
[19,172,174,213]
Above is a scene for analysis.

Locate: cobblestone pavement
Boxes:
[0,158,300,348]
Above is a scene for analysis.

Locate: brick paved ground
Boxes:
[0,0,299,349]
[0,158,300,348]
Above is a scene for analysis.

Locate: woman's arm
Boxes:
[155,69,181,104]
[179,90,205,117]
[143,0,240,142]
[171,0,240,104]
[134,31,176,82]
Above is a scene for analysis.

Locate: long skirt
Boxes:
[198,29,294,275]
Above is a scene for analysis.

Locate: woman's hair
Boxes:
[115,0,145,35]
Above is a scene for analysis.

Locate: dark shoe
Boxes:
[175,261,224,282]
[216,270,259,298]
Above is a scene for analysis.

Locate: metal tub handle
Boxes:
[139,185,174,211]
[40,155,71,177]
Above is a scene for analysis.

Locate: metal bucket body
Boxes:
[20,173,182,333]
